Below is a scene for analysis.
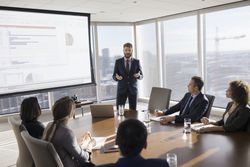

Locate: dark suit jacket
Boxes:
[97,155,169,167]
[113,58,143,95]
[165,92,209,123]
[215,102,250,132]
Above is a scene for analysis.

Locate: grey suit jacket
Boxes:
[44,122,90,167]
[216,102,250,132]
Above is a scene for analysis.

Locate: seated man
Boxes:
[97,119,169,167]
[157,76,209,124]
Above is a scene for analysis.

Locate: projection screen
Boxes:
[0,6,93,96]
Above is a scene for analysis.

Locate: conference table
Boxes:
[68,110,250,167]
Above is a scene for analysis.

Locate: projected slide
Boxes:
[0,8,92,95]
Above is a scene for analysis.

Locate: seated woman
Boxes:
[199,80,250,133]
[42,96,94,167]
[20,97,45,139]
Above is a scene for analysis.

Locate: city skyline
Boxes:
[99,47,250,108]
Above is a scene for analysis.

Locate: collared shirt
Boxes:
[189,94,198,106]
[124,57,132,71]
[180,93,198,116]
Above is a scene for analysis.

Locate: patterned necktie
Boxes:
[126,59,129,73]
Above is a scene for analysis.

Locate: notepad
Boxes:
[91,137,107,150]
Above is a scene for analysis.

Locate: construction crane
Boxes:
[214,27,246,54]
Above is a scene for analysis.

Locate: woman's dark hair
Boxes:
[20,97,41,122]
[43,96,75,141]
[116,119,147,158]
[229,80,249,106]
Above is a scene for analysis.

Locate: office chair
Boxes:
[21,130,64,167]
[203,94,215,118]
[8,116,34,167]
[148,87,172,113]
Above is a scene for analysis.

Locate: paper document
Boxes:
[150,116,175,124]
[150,116,162,122]
[92,137,107,150]
[81,137,106,150]
[191,123,215,131]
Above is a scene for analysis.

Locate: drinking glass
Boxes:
[166,153,177,167]
[118,105,124,116]
[143,111,151,133]
[183,118,191,134]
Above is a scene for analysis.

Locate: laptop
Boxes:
[90,104,114,118]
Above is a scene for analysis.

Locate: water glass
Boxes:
[118,105,124,116]
[114,114,125,133]
[143,111,151,133]
[184,118,191,134]
[166,153,177,167]
[144,111,150,123]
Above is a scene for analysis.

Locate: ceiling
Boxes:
[0,0,246,22]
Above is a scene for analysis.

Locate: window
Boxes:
[162,16,198,100]
[205,6,250,107]
[0,93,49,115]
[97,25,133,100]
[52,85,96,102]
[136,22,159,98]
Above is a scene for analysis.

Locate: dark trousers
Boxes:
[116,91,137,110]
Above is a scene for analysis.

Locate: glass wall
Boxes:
[1,3,250,115]
[0,93,49,115]
[136,22,159,98]
[97,25,134,100]
[204,6,250,107]
[52,85,96,102]
[162,16,198,100]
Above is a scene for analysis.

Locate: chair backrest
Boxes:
[247,119,250,132]
[203,94,215,118]
[246,112,250,132]
[21,130,64,167]
[148,87,172,112]
[8,116,34,167]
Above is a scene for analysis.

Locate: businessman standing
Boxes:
[113,43,143,110]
